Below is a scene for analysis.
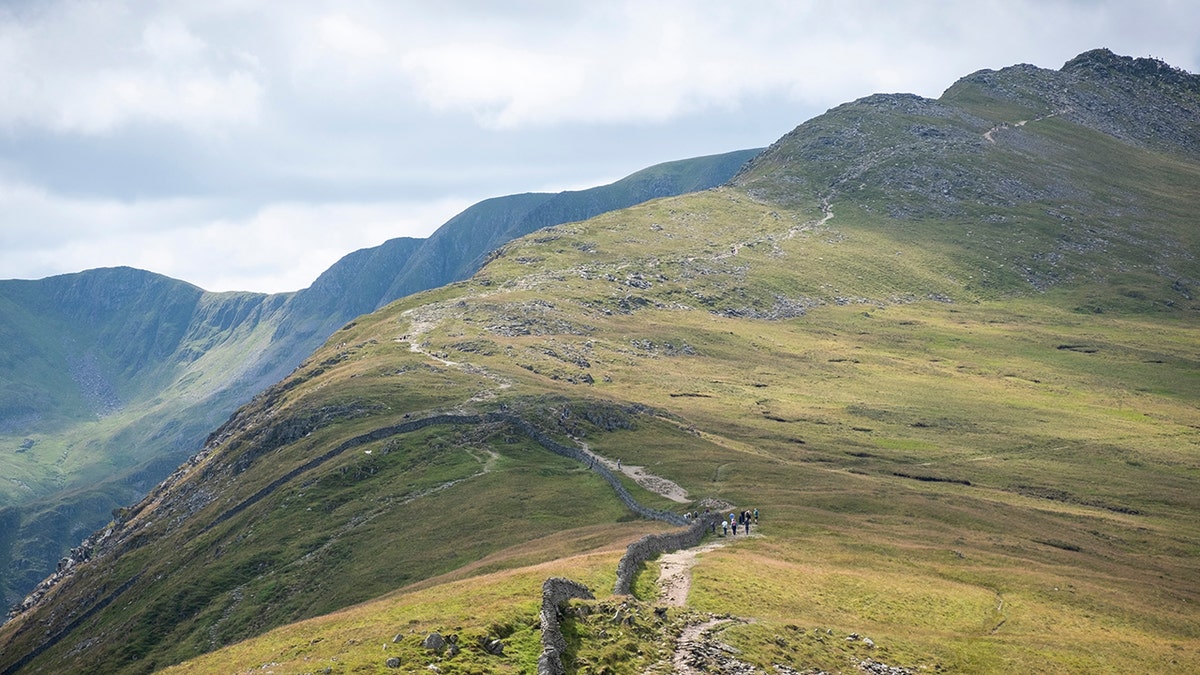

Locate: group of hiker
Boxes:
[683,507,760,536]
[723,508,758,536]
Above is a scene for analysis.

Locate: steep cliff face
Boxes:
[1,269,197,428]
[0,267,283,431]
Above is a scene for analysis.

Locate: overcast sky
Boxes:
[1,1,1196,294]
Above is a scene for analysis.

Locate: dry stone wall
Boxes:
[612,514,722,595]
[10,407,702,674]
[503,416,688,527]
[537,577,594,675]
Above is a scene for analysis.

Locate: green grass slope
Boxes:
[1,50,1197,674]
[0,152,756,614]
[0,268,290,608]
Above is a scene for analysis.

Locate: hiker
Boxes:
[722,520,728,536]
[754,507,759,524]
[743,510,750,533]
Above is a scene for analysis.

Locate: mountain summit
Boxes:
[2,50,1198,674]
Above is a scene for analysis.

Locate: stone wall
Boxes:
[503,416,688,527]
[10,407,697,661]
[537,577,594,675]
[612,514,722,595]
[204,410,687,537]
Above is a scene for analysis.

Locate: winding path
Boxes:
[983,109,1070,143]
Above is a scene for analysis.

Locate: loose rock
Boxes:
[422,632,445,653]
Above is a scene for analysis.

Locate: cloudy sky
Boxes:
[1,1,1196,294]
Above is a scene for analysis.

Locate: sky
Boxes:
[1,1,1196,294]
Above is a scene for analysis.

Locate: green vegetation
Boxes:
[0,151,757,612]
[2,50,1198,674]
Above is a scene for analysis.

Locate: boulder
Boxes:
[422,632,446,652]
[481,637,505,655]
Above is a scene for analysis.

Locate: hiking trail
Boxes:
[574,439,690,503]
[656,540,726,606]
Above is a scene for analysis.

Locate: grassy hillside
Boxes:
[0,152,755,613]
[0,269,290,607]
[1,50,1197,674]
[81,189,1200,674]
[377,148,762,304]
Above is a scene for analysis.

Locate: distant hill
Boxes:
[0,149,759,611]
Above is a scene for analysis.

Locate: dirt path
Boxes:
[400,309,692,505]
[574,440,690,503]
[396,312,514,404]
[672,617,737,675]
[615,462,690,503]
[657,541,726,606]
[983,109,1070,143]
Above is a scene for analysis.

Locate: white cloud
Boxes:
[0,1,263,135]
[184,200,471,293]
[401,42,587,127]
[0,178,469,293]
[390,0,1200,128]
[140,15,207,62]
[3,1,1198,138]
[397,2,793,128]
[315,12,390,61]
[5,1,1196,137]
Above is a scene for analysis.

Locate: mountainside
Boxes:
[732,49,1200,308]
[379,148,762,304]
[2,49,1198,674]
[0,150,756,613]
[0,268,289,613]
[275,149,761,351]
